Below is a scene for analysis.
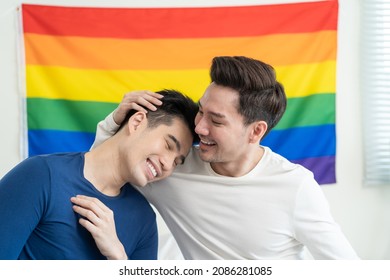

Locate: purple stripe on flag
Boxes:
[292,156,336,185]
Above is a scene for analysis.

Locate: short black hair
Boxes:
[118,89,199,143]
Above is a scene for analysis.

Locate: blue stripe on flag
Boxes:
[262,124,336,160]
[28,130,95,156]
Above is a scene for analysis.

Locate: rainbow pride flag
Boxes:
[21,1,338,184]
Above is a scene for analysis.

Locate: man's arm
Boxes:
[0,157,49,259]
[92,91,163,149]
[293,176,359,259]
[91,112,120,149]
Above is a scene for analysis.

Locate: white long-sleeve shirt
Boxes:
[94,113,359,260]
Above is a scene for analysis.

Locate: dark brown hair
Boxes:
[210,56,287,138]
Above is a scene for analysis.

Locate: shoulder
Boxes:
[3,155,51,178]
[4,153,85,183]
[16,152,83,167]
[262,146,315,182]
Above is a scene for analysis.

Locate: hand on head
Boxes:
[113,90,163,125]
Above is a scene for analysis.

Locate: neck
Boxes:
[84,140,125,196]
[210,146,264,177]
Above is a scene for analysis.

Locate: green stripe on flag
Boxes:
[276,93,335,130]
[27,98,117,132]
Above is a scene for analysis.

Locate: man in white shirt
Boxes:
[91,56,359,260]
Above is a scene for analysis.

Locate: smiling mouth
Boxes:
[146,160,157,178]
[200,139,216,146]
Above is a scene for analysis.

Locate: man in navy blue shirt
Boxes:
[0,89,198,260]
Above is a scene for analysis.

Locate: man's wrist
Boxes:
[106,243,128,260]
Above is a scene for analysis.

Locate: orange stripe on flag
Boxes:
[25,31,336,70]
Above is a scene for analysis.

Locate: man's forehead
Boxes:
[164,119,192,142]
[198,95,238,117]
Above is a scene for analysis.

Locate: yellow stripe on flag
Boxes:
[26,61,335,102]
[26,66,210,102]
[277,61,336,97]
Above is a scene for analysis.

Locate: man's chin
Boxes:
[198,151,215,163]
[136,178,148,187]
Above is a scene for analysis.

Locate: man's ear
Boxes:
[249,121,268,144]
[127,111,147,134]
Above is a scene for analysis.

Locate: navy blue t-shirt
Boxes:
[0,152,157,260]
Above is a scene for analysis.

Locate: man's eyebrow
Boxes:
[197,101,225,118]
[168,134,181,152]
[210,111,225,119]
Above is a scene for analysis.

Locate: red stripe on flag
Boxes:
[22,1,338,39]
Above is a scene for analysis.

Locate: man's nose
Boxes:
[161,154,176,172]
[195,116,209,136]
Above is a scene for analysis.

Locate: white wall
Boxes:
[0,0,389,260]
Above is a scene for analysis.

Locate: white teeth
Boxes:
[147,161,157,177]
[201,139,215,145]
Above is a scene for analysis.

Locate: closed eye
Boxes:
[166,134,185,165]
[166,140,172,151]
